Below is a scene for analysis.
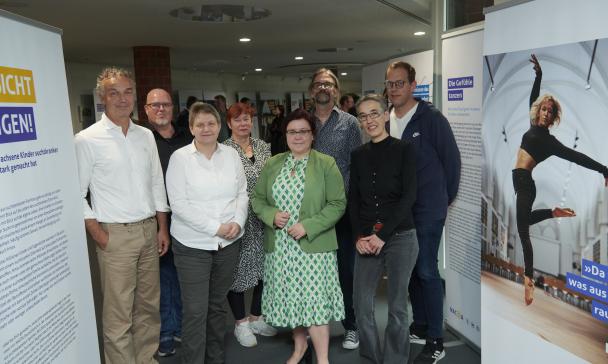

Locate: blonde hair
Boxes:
[529,94,561,127]
[95,67,135,98]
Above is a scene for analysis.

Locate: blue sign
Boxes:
[448,90,463,101]
[592,300,608,323]
[566,272,608,304]
[582,259,608,283]
[0,106,37,144]
[414,84,430,101]
[447,76,474,90]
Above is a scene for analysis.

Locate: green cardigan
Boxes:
[251,150,346,253]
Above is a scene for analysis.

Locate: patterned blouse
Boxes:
[223,137,271,291]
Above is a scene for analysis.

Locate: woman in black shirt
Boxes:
[514,55,608,305]
[349,94,418,363]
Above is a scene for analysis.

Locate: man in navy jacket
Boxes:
[385,61,461,364]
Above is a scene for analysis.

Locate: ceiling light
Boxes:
[170,6,271,23]
[340,72,347,76]
[255,68,262,72]
[414,31,426,36]
[239,37,251,43]
[294,56,304,60]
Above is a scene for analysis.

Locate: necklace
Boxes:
[290,161,297,176]
[235,138,253,158]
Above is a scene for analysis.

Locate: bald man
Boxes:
[144,88,193,357]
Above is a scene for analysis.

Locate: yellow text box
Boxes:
[0,66,36,103]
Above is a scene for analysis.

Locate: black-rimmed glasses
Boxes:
[145,102,173,110]
[357,111,382,122]
[384,80,407,89]
[312,82,336,90]
[286,129,312,136]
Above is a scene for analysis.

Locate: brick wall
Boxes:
[133,46,171,122]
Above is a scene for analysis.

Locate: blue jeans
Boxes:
[408,219,445,339]
[159,242,182,343]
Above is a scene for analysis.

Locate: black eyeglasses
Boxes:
[286,129,312,136]
[357,111,382,122]
[384,80,407,89]
[145,102,173,110]
[312,82,336,90]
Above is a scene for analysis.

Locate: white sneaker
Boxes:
[249,317,278,336]
[342,330,359,349]
[234,322,257,347]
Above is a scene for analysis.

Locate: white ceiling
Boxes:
[0,0,434,80]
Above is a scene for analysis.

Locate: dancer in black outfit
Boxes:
[513,54,608,305]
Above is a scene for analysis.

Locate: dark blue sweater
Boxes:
[398,100,461,223]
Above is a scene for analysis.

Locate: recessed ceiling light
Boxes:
[340,72,347,76]
[414,31,426,36]
[170,6,271,22]
[294,56,304,60]
[239,37,251,43]
[255,68,263,72]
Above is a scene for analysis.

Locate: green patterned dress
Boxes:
[262,154,345,328]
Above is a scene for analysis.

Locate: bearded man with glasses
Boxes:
[308,68,362,350]
[385,61,461,364]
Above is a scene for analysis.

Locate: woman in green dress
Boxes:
[252,109,346,364]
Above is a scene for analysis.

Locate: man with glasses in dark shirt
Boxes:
[385,61,461,364]
[309,68,362,350]
[144,88,193,357]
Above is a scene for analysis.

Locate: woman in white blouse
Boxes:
[166,102,248,364]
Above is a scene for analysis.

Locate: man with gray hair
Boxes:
[75,68,170,364]
[309,68,362,349]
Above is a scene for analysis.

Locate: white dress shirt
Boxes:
[166,142,248,250]
[390,102,418,139]
[74,113,169,223]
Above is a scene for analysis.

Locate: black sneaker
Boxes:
[157,340,176,357]
[409,323,427,345]
[414,338,445,364]
[157,348,176,357]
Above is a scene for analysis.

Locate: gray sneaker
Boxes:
[342,330,359,349]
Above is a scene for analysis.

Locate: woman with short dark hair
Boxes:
[350,94,418,364]
[252,109,346,364]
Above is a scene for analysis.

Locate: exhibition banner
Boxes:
[481,1,608,363]
[441,28,483,348]
[0,10,100,363]
[481,38,608,364]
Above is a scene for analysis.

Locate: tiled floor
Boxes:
[158,281,480,363]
